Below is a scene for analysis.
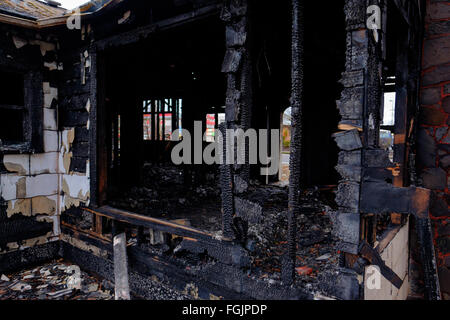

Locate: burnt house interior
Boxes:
[0,0,449,301]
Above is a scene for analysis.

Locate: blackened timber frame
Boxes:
[93,4,221,51]
[90,3,222,207]
[90,5,232,236]
[89,45,99,206]
[282,0,304,285]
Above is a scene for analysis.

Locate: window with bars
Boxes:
[143,98,183,141]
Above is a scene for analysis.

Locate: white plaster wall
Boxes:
[0,38,91,254]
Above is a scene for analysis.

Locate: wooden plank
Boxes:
[359,242,403,289]
[84,206,230,242]
[375,224,404,254]
[113,232,130,300]
[95,214,103,235]
[61,221,111,243]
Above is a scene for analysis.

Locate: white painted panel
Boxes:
[43,108,57,130]
[44,130,59,152]
[63,174,90,200]
[30,153,58,175]
[25,174,58,198]
[0,174,21,201]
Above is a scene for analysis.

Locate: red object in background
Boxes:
[295,266,313,276]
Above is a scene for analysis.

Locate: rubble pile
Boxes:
[109,164,222,232]
[0,261,114,300]
[243,185,340,295]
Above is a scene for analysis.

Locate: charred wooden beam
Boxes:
[89,45,99,206]
[95,4,221,51]
[219,123,235,240]
[86,206,216,240]
[360,181,430,217]
[359,241,403,289]
[415,217,442,300]
[83,206,250,267]
[282,0,304,285]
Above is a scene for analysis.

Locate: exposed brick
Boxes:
[427,20,450,37]
[423,36,450,69]
[436,127,449,141]
[422,64,450,86]
[445,255,450,268]
[438,266,450,294]
[443,134,450,144]
[420,87,442,105]
[444,96,450,114]
[439,143,450,153]
[438,222,450,236]
[441,155,450,169]
[422,167,447,190]
[420,107,447,126]
[437,237,450,255]
[431,195,449,217]
[427,2,450,20]
[417,129,438,168]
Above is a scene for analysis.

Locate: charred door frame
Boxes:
[333,0,441,300]
[89,4,222,209]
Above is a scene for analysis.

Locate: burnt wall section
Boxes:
[0,241,61,274]
[331,0,367,300]
[418,0,450,300]
[220,0,253,238]
[0,24,62,255]
[57,25,93,213]
[0,22,93,258]
[61,231,311,300]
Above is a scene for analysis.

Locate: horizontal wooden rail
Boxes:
[84,206,231,243]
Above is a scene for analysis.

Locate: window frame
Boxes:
[0,65,43,154]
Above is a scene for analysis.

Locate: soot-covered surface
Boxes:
[240,185,340,296]
[109,164,223,233]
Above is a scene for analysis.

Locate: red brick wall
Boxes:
[419,0,450,300]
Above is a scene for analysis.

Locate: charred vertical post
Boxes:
[221,0,252,195]
[220,0,253,239]
[89,45,99,206]
[282,0,304,285]
[219,123,235,239]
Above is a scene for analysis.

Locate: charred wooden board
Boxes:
[83,206,250,267]
[359,241,403,289]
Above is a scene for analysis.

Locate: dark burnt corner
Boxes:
[0,0,449,301]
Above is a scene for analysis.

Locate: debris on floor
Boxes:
[0,260,114,300]
[242,185,340,295]
[109,164,223,232]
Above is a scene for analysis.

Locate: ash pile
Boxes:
[237,185,340,296]
[0,261,113,300]
[109,164,223,232]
